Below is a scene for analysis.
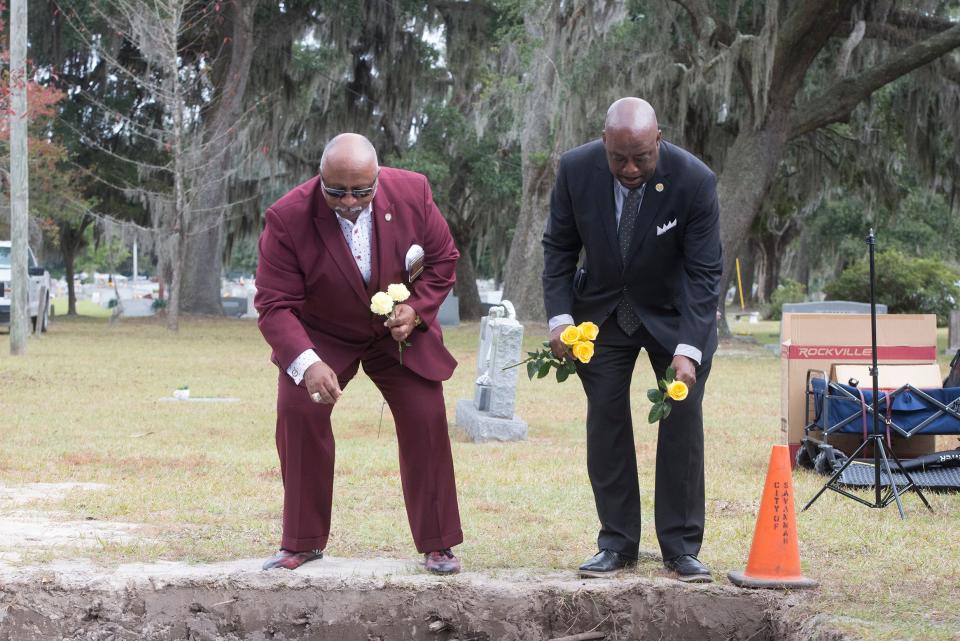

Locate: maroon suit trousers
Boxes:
[275,344,463,553]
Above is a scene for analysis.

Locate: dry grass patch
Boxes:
[1,314,957,640]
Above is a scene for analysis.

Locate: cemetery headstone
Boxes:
[454,301,527,442]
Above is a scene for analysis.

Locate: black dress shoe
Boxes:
[578,549,636,578]
[664,554,713,583]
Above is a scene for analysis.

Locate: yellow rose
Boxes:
[560,325,582,346]
[667,380,688,401]
[370,291,395,316]
[387,283,411,303]
[571,340,595,363]
[577,321,599,341]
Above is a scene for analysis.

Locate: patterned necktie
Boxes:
[616,186,644,335]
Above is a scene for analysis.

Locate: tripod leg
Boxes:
[802,438,871,512]
[885,445,934,512]
[876,441,906,519]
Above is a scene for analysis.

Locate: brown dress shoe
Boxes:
[262,549,323,570]
[424,548,461,575]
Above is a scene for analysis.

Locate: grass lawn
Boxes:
[1,312,958,640]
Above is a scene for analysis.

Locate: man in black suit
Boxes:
[542,97,721,582]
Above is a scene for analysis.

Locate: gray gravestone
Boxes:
[438,291,460,327]
[221,296,248,318]
[243,287,259,318]
[454,302,527,442]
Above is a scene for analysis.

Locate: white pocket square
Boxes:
[405,244,425,282]
[656,219,677,236]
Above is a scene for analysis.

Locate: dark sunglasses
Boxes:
[320,175,378,200]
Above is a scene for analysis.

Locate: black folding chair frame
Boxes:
[804,370,960,445]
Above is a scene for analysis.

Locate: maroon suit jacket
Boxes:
[255,167,459,382]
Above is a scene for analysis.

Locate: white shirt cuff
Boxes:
[674,343,702,365]
[548,314,575,332]
[287,349,321,385]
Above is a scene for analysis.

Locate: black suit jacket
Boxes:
[542,139,722,360]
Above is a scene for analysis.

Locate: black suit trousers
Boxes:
[576,316,710,561]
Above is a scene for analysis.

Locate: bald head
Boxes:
[602,98,661,188]
[318,133,380,221]
[604,97,658,134]
[320,133,379,175]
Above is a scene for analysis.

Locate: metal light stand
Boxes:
[802,230,933,518]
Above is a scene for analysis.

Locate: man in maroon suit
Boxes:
[254,133,463,574]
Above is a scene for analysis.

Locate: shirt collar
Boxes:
[334,203,373,227]
[616,180,647,195]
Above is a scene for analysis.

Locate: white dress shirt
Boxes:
[287,204,374,385]
[548,179,703,365]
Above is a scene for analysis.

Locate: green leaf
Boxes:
[556,367,570,383]
[665,366,676,381]
[537,361,551,378]
[527,360,537,381]
[542,341,550,348]
[648,403,662,424]
[662,402,672,420]
[659,379,668,391]
[647,388,661,403]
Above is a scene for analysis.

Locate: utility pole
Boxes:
[9,0,31,355]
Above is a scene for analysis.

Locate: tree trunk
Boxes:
[179,227,224,314]
[502,156,554,321]
[716,117,791,335]
[447,217,482,320]
[167,6,188,333]
[58,215,92,316]
[64,251,77,316]
[501,0,628,321]
[454,247,483,321]
[179,2,257,315]
[794,241,812,292]
[500,7,562,322]
[166,232,183,331]
[757,232,781,304]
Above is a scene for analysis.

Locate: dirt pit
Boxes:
[0,556,827,641]
[0,483,840,641]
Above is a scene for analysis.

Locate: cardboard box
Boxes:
[830,363,943,390]
[780,313,939,465]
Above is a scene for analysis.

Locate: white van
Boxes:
[0,240,52,332]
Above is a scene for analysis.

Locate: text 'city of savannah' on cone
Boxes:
[728,445,817,589]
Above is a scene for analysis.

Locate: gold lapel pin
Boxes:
[655,183,664,192]
[385,213,392,222]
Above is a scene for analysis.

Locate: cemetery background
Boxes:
[1,313,958,640]
[2,2,959,637]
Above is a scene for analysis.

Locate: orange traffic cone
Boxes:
[728,445,817,589]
